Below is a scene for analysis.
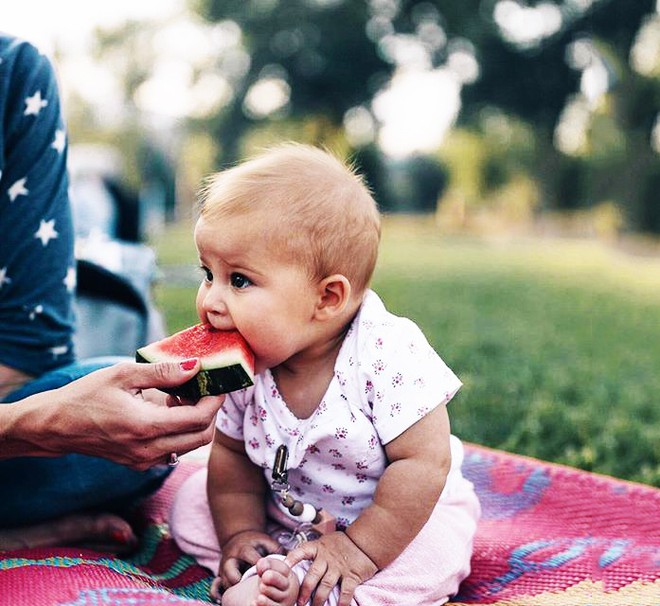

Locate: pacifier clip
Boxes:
[271,444,323,524]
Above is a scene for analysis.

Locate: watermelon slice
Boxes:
[136,324,254,400]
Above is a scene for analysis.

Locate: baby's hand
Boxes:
[218,530,283,590]
[285,531,378,606]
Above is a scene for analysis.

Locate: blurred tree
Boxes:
[194,0,658,230]
[106,0,657,233]
[194,0,392,164]
[449,0,658,231]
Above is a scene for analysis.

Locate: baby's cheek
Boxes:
[247,340,279,373]
[194,288,206,321]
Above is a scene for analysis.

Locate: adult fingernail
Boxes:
[179,358,198,371]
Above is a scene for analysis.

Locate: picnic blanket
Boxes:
[1,444,658,605]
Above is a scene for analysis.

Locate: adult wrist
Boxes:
[1,392,56,458]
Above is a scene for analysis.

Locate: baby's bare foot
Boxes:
[255,556,299,606]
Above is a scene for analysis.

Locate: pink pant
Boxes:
[170,465,480,606]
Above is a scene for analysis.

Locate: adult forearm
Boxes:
[0,391,61,458]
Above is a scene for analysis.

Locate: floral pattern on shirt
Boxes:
[216,290,462,526]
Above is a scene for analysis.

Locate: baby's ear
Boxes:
[315,274,352,320]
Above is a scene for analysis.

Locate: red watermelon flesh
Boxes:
[136,324,254,399]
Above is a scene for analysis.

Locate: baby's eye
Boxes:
[199,265,213,283]
[230,273,252,289]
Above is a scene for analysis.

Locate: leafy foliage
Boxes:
[195,0,393,163]
[191,0,659,231]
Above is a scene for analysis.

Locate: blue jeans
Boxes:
[0,358,171,528]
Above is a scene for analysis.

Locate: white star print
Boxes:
[63,266,77,292]
[29,304,44,321]
[24,90,48,116]
[8,177,28,202]
[0,267,11,289]
[51,129,66,154]
[49,344,69,358]
[34,219,59,246]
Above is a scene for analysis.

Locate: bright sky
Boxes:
[3,0,184,56]
[4,0,227,125]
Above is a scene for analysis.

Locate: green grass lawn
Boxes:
[150,217,660,486]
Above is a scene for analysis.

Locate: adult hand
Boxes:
[285,531,378,606]
[0,363,33,400]
[2,360,223,469]
[218,530,283,590]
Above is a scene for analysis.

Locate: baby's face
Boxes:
[194,215,320,373]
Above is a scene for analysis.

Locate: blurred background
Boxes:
[6,0,659,485]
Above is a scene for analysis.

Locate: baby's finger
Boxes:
[254,535,285,557]
[209,576,223,603]
[311,570,340,606]
[338,576,360,606]
[298,557,328,606]
[238,543,269,565]
[284,542,315,568]
[221,557,244,586]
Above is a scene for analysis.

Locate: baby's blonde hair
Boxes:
[199,143,381,294]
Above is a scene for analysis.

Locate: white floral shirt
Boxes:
[216,290,462,530]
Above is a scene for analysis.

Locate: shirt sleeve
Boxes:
[0,36,75,376]
[215,386,252,440]
[358,316,462,445]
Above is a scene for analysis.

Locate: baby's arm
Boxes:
[207,431,282,591]
[347,403,452,567]
[287,404,451,606]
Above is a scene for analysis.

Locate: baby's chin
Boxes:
[254,354,286,375]
[254,360,277,375]
[254,360,271,375]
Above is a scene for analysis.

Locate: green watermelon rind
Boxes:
[135,325,255,399]
[136,351,253,399]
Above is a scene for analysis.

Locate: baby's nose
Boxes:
[203,289,235,329]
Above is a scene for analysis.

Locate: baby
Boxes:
[170,143,480,606]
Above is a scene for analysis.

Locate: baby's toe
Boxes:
[259,568,290,593]
[256,556,290,578]
[256,557,299,606]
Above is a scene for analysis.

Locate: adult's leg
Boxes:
[0,358,171,528]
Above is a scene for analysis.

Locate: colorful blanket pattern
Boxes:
[1,444,658,605]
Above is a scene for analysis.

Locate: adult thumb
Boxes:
[128,358,200,390]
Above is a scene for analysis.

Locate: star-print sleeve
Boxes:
[359,316,462,446]
[0,36,75,376]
